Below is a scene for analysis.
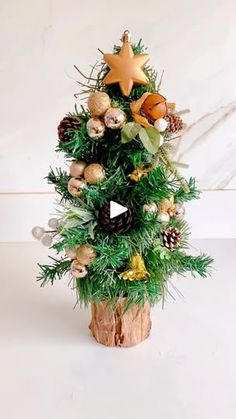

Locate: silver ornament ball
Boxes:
[173,204,185,220]
[68,177,86,197]
[32,226,45,240]
[143,203,158,213]
[157,212,170,223]
[69,160,87,178]
[70,260,88,278]
[104,108,126,129]
[86,118,105,139]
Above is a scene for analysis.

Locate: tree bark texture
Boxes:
[89,298,151,347]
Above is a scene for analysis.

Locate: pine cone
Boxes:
[57,116,81,143]
[99,202,133,234]
[162,227,181,251]
[164,112,184,134]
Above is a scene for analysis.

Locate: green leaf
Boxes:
[139,127,161,154]
[121,122,141,143]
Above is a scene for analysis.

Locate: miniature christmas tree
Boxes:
[33,31,213,347]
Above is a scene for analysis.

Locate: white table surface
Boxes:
[0,240,235,419]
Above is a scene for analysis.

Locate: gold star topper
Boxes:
[103,30,150,97]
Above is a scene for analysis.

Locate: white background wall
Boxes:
[0,0,236,241]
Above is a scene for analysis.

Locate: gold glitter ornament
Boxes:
[69,160,87,178]
[120,254,149,281]
[86,118,105,139]
[68,177,86,197]
[70,260,88,278]
[84,163,105,184]
[87,91,111,117]
[142,93,168,121]
[76,245,96,266]
[104,108,126,129]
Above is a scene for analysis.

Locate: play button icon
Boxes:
[110,201,128,219]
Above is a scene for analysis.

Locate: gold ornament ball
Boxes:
[84,163,105,184]
[173,204,185,220]
[86,117,106,139]
[68,177,86,197]
[104,108,127,129]
[76,244,96,266]
[70,260,88,279]
[157,212,170,223]
[69,160,87,178]
[87,91,111,117]
[143,203,158,213]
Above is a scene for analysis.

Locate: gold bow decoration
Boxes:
[158,195,176,217]
[128,165,152,182]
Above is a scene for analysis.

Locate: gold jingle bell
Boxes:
[87,117,105,139]
[104,108,126,129]
[142,93,168,121]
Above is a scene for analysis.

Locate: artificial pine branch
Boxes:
[37,258,71,286]
[47,167,72,201]
[159,147,190,193]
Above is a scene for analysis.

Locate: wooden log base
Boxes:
[89,298,152,347]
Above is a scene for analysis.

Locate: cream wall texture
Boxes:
[0,0,236,241]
